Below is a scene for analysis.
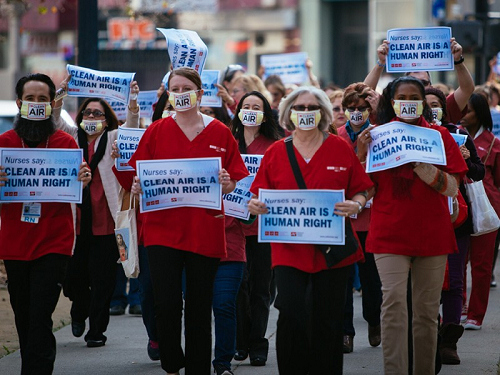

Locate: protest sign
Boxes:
[491,109,500,138]
[258,189,346,245]
[115,127,147,171]
[200,70,221,107]
[109,101,128,121]
[366,121,446,173]
[260,52,308,84]
[66,64,136,104]
[451,133,467,147]
[223,154,263,220]
[157,28,207,74]
[386,27,453,72]
[0,148,83,203]
[136,157,221,213]
[494,51,500,75]
[137,90,157,120]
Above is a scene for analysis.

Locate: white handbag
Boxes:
[114,191,140,278]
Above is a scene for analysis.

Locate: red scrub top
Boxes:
[250,134,374,273]
[0,130,78,260]
[242,135,277,237]
[366,117,468,257]
[128,115,249,258]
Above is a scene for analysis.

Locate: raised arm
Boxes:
[364,40,389,90]
[450,38,474,112]
[122,80,140,129]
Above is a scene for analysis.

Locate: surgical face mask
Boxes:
[238,109,264,127]
[431,107,443,125]
[392,100,423,119]
[346,109,370,126]
[168,90,199,112]
[162,110,173,118]
[80,119,104,135]
[20,101,52,121]
[290,110,322,131]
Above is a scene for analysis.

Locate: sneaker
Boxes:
[464,319,482,330]
[147,340,160,361]
[491,275,497,288]
[214,364,233,375]
[460,305,468,323]
[109,305,125,316]
[129,305,142,315]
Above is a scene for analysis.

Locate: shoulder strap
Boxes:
[483,135,496,164]
[285,136,307,189]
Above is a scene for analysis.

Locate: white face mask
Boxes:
[80,120,104,135]
[238,109,264,127]
[290,110,322,131]
[348,110,370,126]
[168,90,199,112]
[393,100,424,119]
[20,101,52,121]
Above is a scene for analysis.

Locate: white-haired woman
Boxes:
[248,86,374,374]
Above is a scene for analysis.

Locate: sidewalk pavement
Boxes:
[1,268,499,374]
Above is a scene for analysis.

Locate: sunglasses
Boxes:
[345,106,369,112]
[82,109,105,117]
[292,105,321,111]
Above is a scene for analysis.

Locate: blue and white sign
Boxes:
[157,28,208,74]
[260,52,308,84]
[258,189,346,245]
[366,121,447,173]
[491,109,500,139]
[201,70,221,107]
[386,27,453,72]
[137,90,158,120]
[494,51,500,75]
[109,100,128,122]
[115,127,147,171]
[451,133,467,147]
[66,64,136,104]
[223,154,263,220]
[0,148,83,203]
[136,157,221,213]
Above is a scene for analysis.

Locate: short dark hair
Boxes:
[16,73,56,101]
[424,87,448,124]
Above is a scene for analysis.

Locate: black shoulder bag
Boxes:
[284,136,359,267]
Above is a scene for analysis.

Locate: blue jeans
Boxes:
[213,261,245,370]
[111,266,141,308]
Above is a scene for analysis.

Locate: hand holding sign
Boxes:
[78,162,92,188]
[218,168,234,194]
[248,197,269,215]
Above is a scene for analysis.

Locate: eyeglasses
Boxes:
[292,105,321,111]
[345,106,369,112]
[82,109,105,117]
[420,79,431,87]
[332,106,342,112]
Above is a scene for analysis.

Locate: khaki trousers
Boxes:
[375,253,447,375]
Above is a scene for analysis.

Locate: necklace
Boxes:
[294,132,323,160]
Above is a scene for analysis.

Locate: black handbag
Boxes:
[285,136,359,267]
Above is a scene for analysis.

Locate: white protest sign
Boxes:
[109,100,128,121]
[137,90,158,120]
[157,28,207,74]
[115,127,147,171]
[0,148,83,203]
[494,51,500,75]
[386,27,453,72]
[258,189,346,245]
[223,154,263,220]
[260,52,308,84]
[136,157,221,213]
[491,109,500,139]
[366,121,447,173]
[66,64,136,104]
[201,70,221,107]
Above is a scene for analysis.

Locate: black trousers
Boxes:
[147,246,220,375]
[5,253,69,375]
[236,235,272,360]
[274,265,349,375]
[63,234,117,341]
[344,231,382,335]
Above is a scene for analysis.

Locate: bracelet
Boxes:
[376,60,385,67]
[454,56,464,65]
[353,200,363,214]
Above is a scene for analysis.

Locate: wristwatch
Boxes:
[353,200,363,214]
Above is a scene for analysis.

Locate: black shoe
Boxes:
[85,334,107,348]
[129,305,142,315]
[71,321,85,338]
[233,350,248,361]
[147,340,160,361]
[250,358,266,367]
[343,335,354,353]
[214,363,234,375]
[109,305,125,315]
